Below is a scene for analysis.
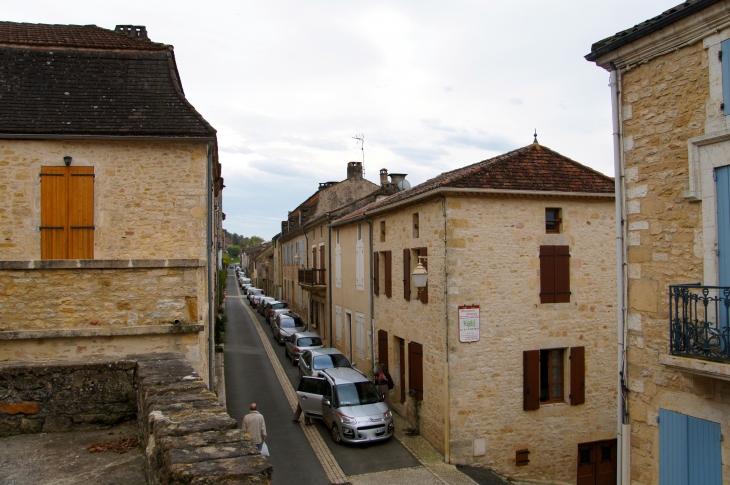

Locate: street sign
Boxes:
[458,305,480,343]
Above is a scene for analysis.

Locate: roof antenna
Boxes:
[533,129,538,144]
[353,134,365,176]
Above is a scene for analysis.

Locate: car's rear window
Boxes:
[241,279,251,284]
[313,354,351,370]
[272,302,287,310]
[252,289,263,295]
[297,337,322,347]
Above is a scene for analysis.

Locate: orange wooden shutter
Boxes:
[373,252,380,295]
[68,167,94,259]
[384,250,392,298]
[418,247,428,304]
[570,346,585,405]
[523,350,540,410]
[40,166,68,259]
[403,248,410,301]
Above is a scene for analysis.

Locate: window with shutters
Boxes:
[40,166,95,259]
[355,238,365,291]
[539,245,570,303]
[374,251,392,298]
[523,346,584,410]
[539,349,564,403]
[403,248,428,303]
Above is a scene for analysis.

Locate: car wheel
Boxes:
[331,424,342,444]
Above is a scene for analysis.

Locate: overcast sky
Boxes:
[5,1,679,240]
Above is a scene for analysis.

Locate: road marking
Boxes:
[235,280,350,485]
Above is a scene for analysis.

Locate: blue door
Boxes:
[716,166,730,288]
[659,409,721,485]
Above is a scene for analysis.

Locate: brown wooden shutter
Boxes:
[312,246,317,269]
[417,247,428,304]
[68,167,94,259]
[41,167,68,259]
[523,350,540,410]
[408,341,423,401]
[378,330,388,370]
[384,250,392,298]
[320,245,325,269]
[403,248,410,301]
[373,251,380,296]
[539,245,556,303]
[555,246,571,303]
[570,346,585,405]
[398,339,406,403]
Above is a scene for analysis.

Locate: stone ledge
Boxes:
[0,259,205,270]
[0,324,204,340]
[660,354,730,382]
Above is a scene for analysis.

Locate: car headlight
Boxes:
[383,410,392,419]
[338,413,357,425]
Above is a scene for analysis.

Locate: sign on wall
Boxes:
[458,305,480,343]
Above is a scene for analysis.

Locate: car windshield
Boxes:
[280,319,296,328]
[335,382,381,406]
[272,303,287,310]
[297,337,322,347]
[312,354,351,370]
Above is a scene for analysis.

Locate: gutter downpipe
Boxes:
[368,218,375,376]
[304,231,309,325]
[610,65,629,485]
[207,141,215,391]
[328,216,333,348]
[442,196,450,464]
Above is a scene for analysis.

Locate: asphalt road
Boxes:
[224,271,329,485]
[224,269,420,480]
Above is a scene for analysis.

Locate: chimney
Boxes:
[347,161,363,180]
[115,25,148,40]
[389,173,411,191]
[379,168,389,185]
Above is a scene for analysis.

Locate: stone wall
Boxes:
[0,357,136,436]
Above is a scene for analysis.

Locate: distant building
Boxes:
[0,22,223,387]
[587,1,730,483]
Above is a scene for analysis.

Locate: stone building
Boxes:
[0,23,223,387]
[334,142,617,483]
[586,1,730,483]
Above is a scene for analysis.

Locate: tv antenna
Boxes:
[353,134,365,175]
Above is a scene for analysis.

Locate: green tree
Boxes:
[227,245,241,259]
[249,236,264,246]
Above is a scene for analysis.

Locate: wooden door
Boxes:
[577,439,617,485]
[378,330,388,371]
[398,338,406,403]
[408,341,423,400]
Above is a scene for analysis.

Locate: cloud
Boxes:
[421,118,459,133]
[387,144,450,162]
[444,133,517,153]
[282,136,349,151]
[508,97,523,105]
[219,145,255,154]
[444,86,454,92]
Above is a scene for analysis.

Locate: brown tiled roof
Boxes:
[0,22,168,50]
[586,0,720,60]
[332,143,613,222]
[0,22,215,136]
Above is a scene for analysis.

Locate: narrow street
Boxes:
[224,269,424,484]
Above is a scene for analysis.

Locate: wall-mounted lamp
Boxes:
[63,156,72,166]
[411,256,428,289]
[293,253,301,265]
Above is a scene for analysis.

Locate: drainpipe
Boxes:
[304,231,309,324]
[610,65,629,485]
[368,219,375,375]
[442,196,450,463]
[207,141,215,391]
[328,217,333,348]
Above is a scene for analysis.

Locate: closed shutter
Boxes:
[716,166,730,287]
[659,409,689,485]
[408,341,423,401]
[68,167,94,259]
[570,346,585,405]
[378,330,388,370]
[398,339,406,403]
[373,252,380,296]
[384,250,392,298]
[40,167,68,259]
[555,246,570,303]
[523,350,540,410]
[312,246,317,269]
[418,247,428,304]
[540,245,570,303]
[723,39,730,116]
[659,409,723,485]
[320,245,325,270]
[403,248,410,301]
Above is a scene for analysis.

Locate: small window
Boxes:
[412,213,419,238]
[539,349,564,403]
[545,208,561,234]
[357,223,362,241]
[380,220,386,242]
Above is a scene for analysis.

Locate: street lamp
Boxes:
[411,257,428,289]
[293,253,301,266]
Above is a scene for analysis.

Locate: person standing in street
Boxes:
[242,402,267,451]
[374,363,394,406]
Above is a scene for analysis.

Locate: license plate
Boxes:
[376,427,385,435]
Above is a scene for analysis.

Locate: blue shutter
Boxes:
[723,39,730,116]
[717,165,730,287]
[659,409,722,485]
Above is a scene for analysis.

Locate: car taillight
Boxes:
[293,347,300,352]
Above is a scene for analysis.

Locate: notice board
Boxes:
[458,305,480,343]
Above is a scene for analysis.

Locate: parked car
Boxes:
[247,288,263,304]
[273,312,307,344]
[296,367,393,444]
[251,294,266,308]
[285,332,324,365]
[263,301,288,324]
[239,277,251,288]
[299,348,354,378]
[258,297,276,315]
[241,283,252,294]
[269,308,290,328]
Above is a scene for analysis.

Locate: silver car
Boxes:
[296,367,394,444]
[269,307,290,328]
[273,313,307,344]
[285,332,324,365]
[298,348,354,378]
[258,297,276,315]
[251,294,266,309]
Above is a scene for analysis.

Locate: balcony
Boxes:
[298,268,326,296]
[666,285,730,379]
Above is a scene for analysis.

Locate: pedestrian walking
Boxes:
[242,403,267,451]
[292,403,313,425]
[374,363,394,406]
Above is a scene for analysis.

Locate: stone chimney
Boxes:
[115,25,148,40]
[347,161,363,180]
[379,168,389,184]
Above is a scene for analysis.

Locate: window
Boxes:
[539,245,570,303]
[373,252,380,296]
[373,250,392,298]
[545,208,562,233]
[412,213,419,238]
[40,166,95,259]
[380,220,386,242]
[408,341,423,401]
[355,237,364,291]
[523,346,584,410]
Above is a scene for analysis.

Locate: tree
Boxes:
[227,245,241,259]
[249,236,264,246]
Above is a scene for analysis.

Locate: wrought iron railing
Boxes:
[298,268,326,286]
[669,284,730,363]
